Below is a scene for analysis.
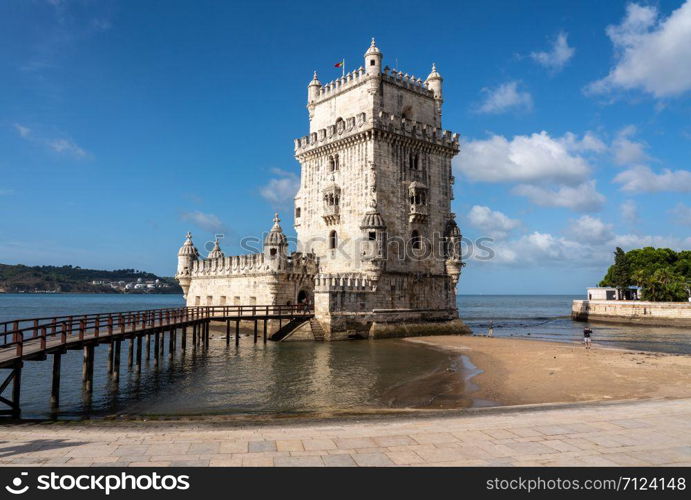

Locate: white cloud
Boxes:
[614,165,691,192]
[47,138,87,158]
[566,215,614,244]
[612,125,648,165]
[475,81,533,114]
[560,131,607,153]
[474,227,691,268]
[587,1,691,97]
[530,32,575,72]
[180,211,227,234]
[512,181,605,212]
[484,231,592,266]
[13,122,88,158]
[456,131,594,185]
[259,168,300,206]
[13,123,31,138]
[620,199,638,224]
[466,205,521,240]
[670,203,691,226]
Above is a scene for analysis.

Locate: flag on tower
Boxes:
[334,60,344,68]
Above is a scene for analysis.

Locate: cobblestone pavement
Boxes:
[1,399,690,467]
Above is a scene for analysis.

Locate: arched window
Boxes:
[295,207,301,218]
[329,230,338,249]
[334,154,339,171]
[411,230,421,250]
[328,156,335,172]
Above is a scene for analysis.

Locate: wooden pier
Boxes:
[0,305,312,417]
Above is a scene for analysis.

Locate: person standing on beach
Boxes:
[488,320,494,338]
[583,327,592,350]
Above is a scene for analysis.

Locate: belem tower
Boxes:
[176,39,470,340]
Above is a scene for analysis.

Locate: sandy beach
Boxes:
[405,336,691,407]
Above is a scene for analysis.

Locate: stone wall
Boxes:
[572,300,691,326]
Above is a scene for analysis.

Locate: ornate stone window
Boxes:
[295,207,301,218]
[322,180,341,225]
[328,154,340,172]
[409,152,419,170]
[408,181,428,223]
[329,230,338,250]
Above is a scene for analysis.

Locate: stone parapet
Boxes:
[572,299,691,326]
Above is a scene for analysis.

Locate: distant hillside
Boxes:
[0,264,182,294]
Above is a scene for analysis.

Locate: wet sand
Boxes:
[405,336,691,407]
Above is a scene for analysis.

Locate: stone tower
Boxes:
[293,39,468,338]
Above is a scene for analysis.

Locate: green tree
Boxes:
[634,268,688,302]
[609,247,632,299]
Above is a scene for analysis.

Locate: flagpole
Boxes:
[342,59,345,78]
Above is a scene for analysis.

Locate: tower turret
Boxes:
[364,37,382,76]
[307,71,322,102]
[207,237,224,260]
[425,63,443,122]
[359,199,387,276]
[176,232,199,298]
[264,213,288,269]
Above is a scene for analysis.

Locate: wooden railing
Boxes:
[0,305,313,357]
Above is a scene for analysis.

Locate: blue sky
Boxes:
[1,0,690,294]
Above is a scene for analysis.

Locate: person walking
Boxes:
[487,320,494,338]
[583,326,592,350]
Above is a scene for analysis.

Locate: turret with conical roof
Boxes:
[365,37,382,76]
[425,63,443,121]
[176,232,199,298]
[207,238,224,260]
[264,213,288,269]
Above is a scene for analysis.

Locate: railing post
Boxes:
[40,326,46,350]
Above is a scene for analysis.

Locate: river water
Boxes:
[0,293,689,419]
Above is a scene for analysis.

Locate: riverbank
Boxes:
[406,336,691,407]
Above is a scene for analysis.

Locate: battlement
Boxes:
[381,67,435,98]
[311,66,434,107]
[311,67,369,104]
[184,252,319,279]
[294,110,459,154]
[314,273,378,292]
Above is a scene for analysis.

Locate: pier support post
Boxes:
[235,320,240,347]
[154,331,160,366]
[226,320,230,345]
[192,323,197,346]
[168,329,174,360]
[83,345,94,394]
[263,319,267,344]
[127,338,133,369]
[107,343,113,373]
[135,336,142,373]
[253,320,258,344]
[182,326,187,350]
[146,334,151,360]
[50,353,61,408]
[113,340,121,382]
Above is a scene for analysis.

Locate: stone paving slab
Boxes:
[2,398,691,467]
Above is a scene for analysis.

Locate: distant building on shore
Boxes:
[586,286,639,301]
[175,39,470,341]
